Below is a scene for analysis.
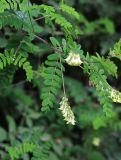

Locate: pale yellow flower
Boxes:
[65,52,83,66]
[60,97,75,125]
[110,87,121,103]
[92,137,100,147]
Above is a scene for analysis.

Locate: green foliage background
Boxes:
[0,0,121,159]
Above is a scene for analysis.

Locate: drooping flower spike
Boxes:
[59,97,75,125]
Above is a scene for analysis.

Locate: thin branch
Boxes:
[11,80,27,87]
[27,0,34,33]
[34,34,63,54]
[79,65,90,75]
[14,41,23,56]
[59,55,66,97]
[35,15,50,21]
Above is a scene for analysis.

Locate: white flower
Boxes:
[59,97,76,125]
[65,52,83,66]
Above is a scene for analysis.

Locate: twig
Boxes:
[27,0,34,33]
[14,41,23,56]
[59,55,66,97]
[34,34,63,54]
[35,15,50,21]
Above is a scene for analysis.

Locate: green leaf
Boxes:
[50,37,60,47]
[47,53,60,60]
[0,126,7,142]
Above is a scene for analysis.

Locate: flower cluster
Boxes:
[110,87,121,103]
[65,52,83,66]
[59,97,75,125]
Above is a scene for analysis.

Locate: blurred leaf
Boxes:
[0,126,7,142]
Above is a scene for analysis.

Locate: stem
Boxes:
[35,15,50,21]
[34,35,63,54]
[27,0,34,32]
[14,40,23,57]
[59,55,66,97]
